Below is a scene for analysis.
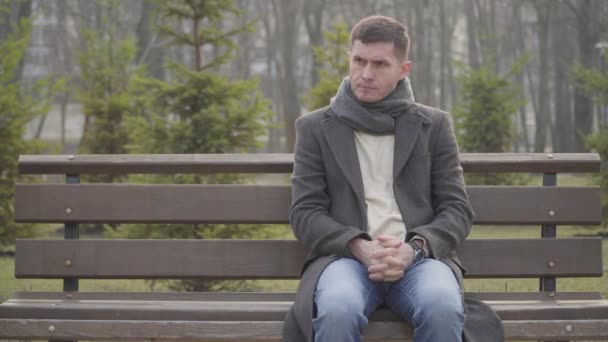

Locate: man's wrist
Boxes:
[347,237,364,251]
[411,236,429,257]
[407,240,426,263]
[347,237,369,262]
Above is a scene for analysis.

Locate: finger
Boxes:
[382,255,406,269]
[383,268,404,279]
[378,239,403,249]
[368,263,390,274]
[369,272,385,281]
[376,234,399,241]
[371,247,398,259]
[368,257,382,267]
[383,274,404,282]
[376,235,403,244]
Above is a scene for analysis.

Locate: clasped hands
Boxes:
[347,234,416,282]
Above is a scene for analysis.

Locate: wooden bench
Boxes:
[0,153,607,341]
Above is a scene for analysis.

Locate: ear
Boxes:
[399,60,412,79]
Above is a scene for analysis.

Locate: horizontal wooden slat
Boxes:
[14,184,290,224]
[502,320,608,340]
[19,154,295,175]
[18,153,600,174]
[15,240,306,279]
[1,298,608,321]
[14,238,603,279]
[458,238,603,278]
[461,153,600,173]
[0,318,607,340]
[0,320,408,341]
[14,184,601,225]
[11,291,604,302]
[468,186,601,225]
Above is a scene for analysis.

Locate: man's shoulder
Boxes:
[414,103,450,125]
[296,106,332,126]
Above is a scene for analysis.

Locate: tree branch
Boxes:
[562,0,579,18]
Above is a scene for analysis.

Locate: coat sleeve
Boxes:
[289,116,370,258]
[405,112,474,260]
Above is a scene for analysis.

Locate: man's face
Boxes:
[348,40,411,103]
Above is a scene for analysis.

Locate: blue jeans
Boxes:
[313,257,464,342]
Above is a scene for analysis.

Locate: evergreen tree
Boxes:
[74,0,153,184]
[77,28,147,183]
[304,22,349,110]
[111,0,275,291]
[576,46,608,230]
[586,128,608,231]
[453,56,528,185]
[126,0,270,156]
[0,8,59,249]
[573,46,608,107]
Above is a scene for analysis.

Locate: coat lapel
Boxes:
[321,115,365,201]
[393,105,428,179]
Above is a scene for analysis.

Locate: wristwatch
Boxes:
[407,240,426,263]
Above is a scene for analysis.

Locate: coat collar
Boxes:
[321,111,365,201]
[393,104,429,178]
[321,105,429,198]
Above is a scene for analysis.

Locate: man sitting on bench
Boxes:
[284,15,502,342]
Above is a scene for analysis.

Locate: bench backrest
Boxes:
[14,153,603,287]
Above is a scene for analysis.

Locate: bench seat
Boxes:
[1,292,607,340]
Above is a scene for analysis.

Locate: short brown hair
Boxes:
[350,16,410,61]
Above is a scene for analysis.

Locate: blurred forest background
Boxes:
[3,0,607,154]
[1,0,608,292]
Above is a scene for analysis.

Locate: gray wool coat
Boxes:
[283,104,504,342]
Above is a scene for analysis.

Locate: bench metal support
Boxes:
[540,172,557,293]
[54,174,80,342]
[59,174,79,342]
[63,174,80,293]
[541,172,564,342]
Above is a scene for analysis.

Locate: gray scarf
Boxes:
[330,77,415,134]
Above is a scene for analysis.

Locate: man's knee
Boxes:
[314,285,369,332]
[316,286,366,316]
[415,284,464,323]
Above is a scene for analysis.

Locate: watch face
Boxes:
[415,250,424,262]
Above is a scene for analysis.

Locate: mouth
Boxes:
[356,85,376,91]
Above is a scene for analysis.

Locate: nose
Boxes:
[361,64,373,81]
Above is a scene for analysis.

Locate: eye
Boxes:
[374,61,388,68]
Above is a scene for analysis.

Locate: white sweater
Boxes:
[354,131,406,240]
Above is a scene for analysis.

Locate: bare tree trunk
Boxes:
[439,0,449,109]
[233,0,254,80]
[533,1,552,152]
[257,2,281,153]
[464,0,481,68]
[422,3,435,105]
[34,111,47,139]
[60,93,69,152]
[273,0,303,152]
[488,0,499,72]
[552,1,575,152]
[137,0,164,80]
[567,0,603,151]
[409,0,432,104]
[304,0,326,87]
[447,1,459,111]
[510,2,530,152]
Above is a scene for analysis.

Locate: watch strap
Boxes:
[407,241,425,262]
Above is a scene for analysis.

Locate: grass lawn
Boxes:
[0,257,157,302]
